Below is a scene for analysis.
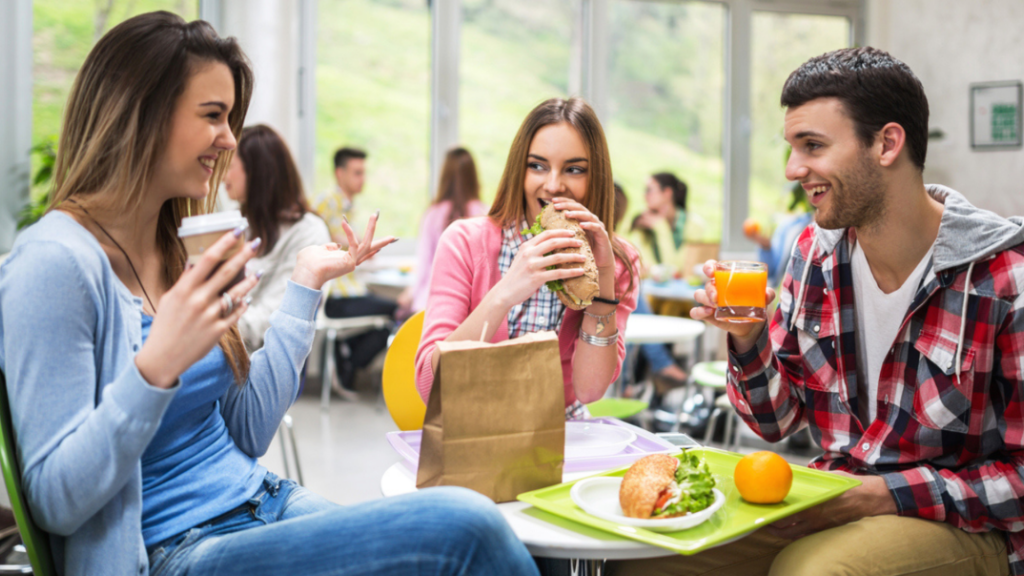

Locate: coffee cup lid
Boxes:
[178,210,248,237]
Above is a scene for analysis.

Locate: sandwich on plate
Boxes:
[619,453,716,519]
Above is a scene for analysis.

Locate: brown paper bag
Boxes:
[416,331,565,502]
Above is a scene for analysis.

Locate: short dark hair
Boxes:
[781,47,929,170]
[334,147,367,169]
[651,172,687,211]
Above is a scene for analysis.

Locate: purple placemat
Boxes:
[386,417,679,474]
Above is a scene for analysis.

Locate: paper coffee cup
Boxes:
[178,210,248,265]
[178,211,249,292]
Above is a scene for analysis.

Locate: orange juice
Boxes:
[714,261,768,323]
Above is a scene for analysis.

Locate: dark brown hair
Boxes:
[50,11,253,383]
[334,147,367,169]
[651,172,687,211]
[781,46,929,170]
[434,147,481,227]
[236,125,309,256]
[489,97,636,295]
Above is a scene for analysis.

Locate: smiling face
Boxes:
[151,61,237,203]
[523,122,590,224]
[223,152,247,202]
[784,97,886,230]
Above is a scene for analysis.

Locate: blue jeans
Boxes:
[147,473,539,576]
[634,291,675,374]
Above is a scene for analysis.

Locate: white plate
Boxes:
[564,422,637,458]
[570,477,725,532]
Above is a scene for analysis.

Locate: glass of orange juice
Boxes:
[714,261,768,323]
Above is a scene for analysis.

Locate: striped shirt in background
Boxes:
[311,189,367,297]
[499,223,588,421]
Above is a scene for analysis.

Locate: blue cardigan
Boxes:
[0,211,320,575]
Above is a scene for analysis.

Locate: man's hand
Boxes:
[767,472,898,540]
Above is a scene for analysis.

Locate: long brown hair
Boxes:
[488,98,636,295]
[434,147,481,227]
[48,11,254,383]
[236,124,309,256]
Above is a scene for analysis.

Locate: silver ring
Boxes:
[220,292,236,317]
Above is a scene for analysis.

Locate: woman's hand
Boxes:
[135,230,262,389]
[690,259,776,353]
[550,197,615,269]
[290,212,397,290]
[495,228,587,308]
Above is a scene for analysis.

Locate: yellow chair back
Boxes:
[382,311,427,430]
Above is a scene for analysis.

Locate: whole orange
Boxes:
[734,451,793,504]
[743,218,760,237]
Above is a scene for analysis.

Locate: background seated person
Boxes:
[311,147,396,393]
[224,124,332,351]
[415,97,639,419]
[613,46,1024,576]
[397,146,488,316]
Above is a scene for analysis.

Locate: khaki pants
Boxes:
[607,516,1008,576]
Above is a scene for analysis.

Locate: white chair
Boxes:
[316,313,393,411]
[276,414,303,486]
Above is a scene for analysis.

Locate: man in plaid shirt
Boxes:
[613,48,1024,576]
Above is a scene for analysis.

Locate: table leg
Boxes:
[321,328,337,412]
[569,559,606,576]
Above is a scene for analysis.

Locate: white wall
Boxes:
[0,0,33,255]
[867,0,1024,218]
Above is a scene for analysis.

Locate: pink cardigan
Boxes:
[414,216,639,408]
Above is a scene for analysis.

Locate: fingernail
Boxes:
[233,224,247,237]
[342,214,349,224]
[250,237,261,250]
[244,296,252,306]
[256,269,265,280]
[375,210,381,219]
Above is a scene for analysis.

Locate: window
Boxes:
[315,0,430,239]
[32,0,199,193]
[747,11,850,231]
[459,0,576,204]
[606,0,726,242]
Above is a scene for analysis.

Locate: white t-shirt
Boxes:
[851,241,934,423]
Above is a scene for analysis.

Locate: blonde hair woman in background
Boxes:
[0,11,537,576]
[415,97,639,419]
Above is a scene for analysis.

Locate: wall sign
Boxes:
[971,81,1023,149]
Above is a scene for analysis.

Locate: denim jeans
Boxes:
[147,473,539,576]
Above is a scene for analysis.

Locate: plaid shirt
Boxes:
[729,221,1024,574]
[499,224,588,420]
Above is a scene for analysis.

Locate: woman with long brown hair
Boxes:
[401,146,487,313]
[0,12,536,576]
[223,124,332,350]
[414,98,639,418]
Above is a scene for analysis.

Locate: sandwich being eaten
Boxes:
[619,453,716,519]
[522,202,601,310]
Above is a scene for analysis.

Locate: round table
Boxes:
[380,463,672,562]
[623,314,705,346]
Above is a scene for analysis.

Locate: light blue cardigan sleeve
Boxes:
[0,242,178,536]
[220,281,321,457]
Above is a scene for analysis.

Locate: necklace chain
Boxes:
[67,199,158,314]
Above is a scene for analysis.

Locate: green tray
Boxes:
[517,447,861,555]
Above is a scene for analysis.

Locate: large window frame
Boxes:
[6,0,862,253]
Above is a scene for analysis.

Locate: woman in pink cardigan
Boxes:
[414,98,639,419]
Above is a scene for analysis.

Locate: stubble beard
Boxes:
[815,153,887,232]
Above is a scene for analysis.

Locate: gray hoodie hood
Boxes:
[810,184,1024,270]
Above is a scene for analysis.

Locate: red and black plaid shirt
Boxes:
[729,223,1024,574]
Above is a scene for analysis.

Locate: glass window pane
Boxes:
[607,0,726,243]
[749,12,850,229]
[316,0,430,239]
[460,0,576,203]
[32,1,199,190]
